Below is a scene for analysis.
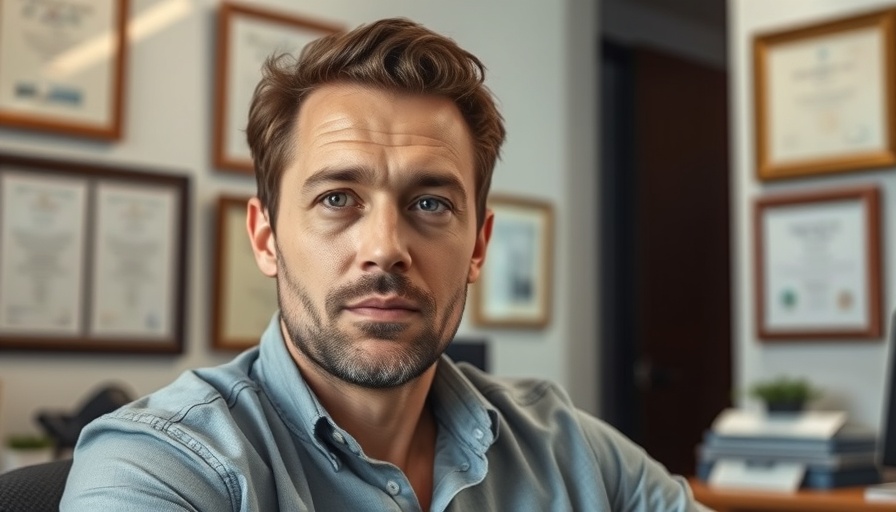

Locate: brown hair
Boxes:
[246,17,505,230]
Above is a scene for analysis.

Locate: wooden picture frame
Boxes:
[0,153,189,353]
[754,9,896,180]
[473,195,553,329]
[0,0,128,140]
[211,195,278,350]
[754,186,882,340]
[213,2,341,173]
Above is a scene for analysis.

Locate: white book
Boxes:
[712,408,847,439]
[865,482,896,502]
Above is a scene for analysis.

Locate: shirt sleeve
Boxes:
[60,414,235,512]
[577,411,713,512]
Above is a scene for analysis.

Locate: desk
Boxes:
[689,479,896,511]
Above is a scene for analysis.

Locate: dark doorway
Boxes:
[600,41,732,476]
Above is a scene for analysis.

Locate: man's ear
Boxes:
[247,197,278,277]
[467,208,494,284]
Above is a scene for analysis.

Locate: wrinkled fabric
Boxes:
[62,313,708,511]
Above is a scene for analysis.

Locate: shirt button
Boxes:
[473,428,484,440]
[460,462,470,471]
[386,480,401,496]
[331,431,346,444]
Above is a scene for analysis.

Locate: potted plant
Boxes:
[748,376,819,413]
[2,434,54,473]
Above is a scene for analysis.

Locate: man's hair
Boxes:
[246,17,506,231]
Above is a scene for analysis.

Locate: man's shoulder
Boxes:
[95,349,264,435]
[449,362,625,444]
[454,362,574,410]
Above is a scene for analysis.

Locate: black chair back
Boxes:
[0,459,72,512]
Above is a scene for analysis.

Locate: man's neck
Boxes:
[283,335,438,469]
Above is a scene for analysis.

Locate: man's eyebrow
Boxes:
[302,167,374,193]
[302,167,469,203]
[409,171,468,201]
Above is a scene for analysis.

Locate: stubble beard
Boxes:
[276,253,466,389]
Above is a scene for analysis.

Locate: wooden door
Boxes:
[600,43,731,476]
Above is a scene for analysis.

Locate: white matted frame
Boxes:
[0,0,128,139]
[213,2,341,173]
[473,195,553,329]
[754,9,896,180]
[754,186,882,340]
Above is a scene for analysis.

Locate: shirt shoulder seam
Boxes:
[107,382,257,511]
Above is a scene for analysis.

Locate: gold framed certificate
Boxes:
[0,153,189,353]
[0,0,128,139]
[754,10,896,180]
[473,195,553,329]
[754,186,882,340]
[213,2,341,173]
[212,195,278,350]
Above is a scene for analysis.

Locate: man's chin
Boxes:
[351,320,413,341]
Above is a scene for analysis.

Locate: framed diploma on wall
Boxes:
[212,195,278,350]
[754,186,882,340]
[0,153,189,353]
[213,2,341,173]
[754,10,896,180]
[473,196,553,329]
[0,0,128,139]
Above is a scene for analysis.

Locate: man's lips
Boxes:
[343,296,420,320]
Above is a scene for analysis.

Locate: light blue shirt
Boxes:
[61,314,707,511]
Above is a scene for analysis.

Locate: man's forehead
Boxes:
[290,83,476,177]
[296,83,470,138]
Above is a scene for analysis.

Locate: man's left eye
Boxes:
[416,197,448,213]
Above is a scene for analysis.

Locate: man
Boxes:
[62,17,707,511]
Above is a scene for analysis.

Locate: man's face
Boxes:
[251,83,491,389]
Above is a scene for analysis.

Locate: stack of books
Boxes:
[696,426,882,489]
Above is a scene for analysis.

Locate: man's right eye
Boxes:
[322,192,353,207]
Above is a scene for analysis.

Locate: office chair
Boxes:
[35,383,133,458]
[0,458,72,511]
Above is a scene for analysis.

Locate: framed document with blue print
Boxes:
[754,186,882,340]
[473,196,553,329]
[0,0,128,139]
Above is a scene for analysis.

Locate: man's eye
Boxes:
[416,197,449,213]
[323,192,353,207]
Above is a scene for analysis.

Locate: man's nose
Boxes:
[357,204,412,273]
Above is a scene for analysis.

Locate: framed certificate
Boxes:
[0,0,128,139]
[473,195,553,329]
[0,153,189,353]
[754,186,881,340]
[213,2,341,173]
[754,10,896,180]
[211,195,278,350]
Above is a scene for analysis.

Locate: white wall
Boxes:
[0,0,599,439]
[731,0,896,430]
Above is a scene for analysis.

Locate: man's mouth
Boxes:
[344,296,419,321]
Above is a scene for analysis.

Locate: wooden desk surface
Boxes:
[689,478,896,512]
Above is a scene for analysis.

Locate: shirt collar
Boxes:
[431,355,501,452]
[255,312,500,457]
[255,313,337,462]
